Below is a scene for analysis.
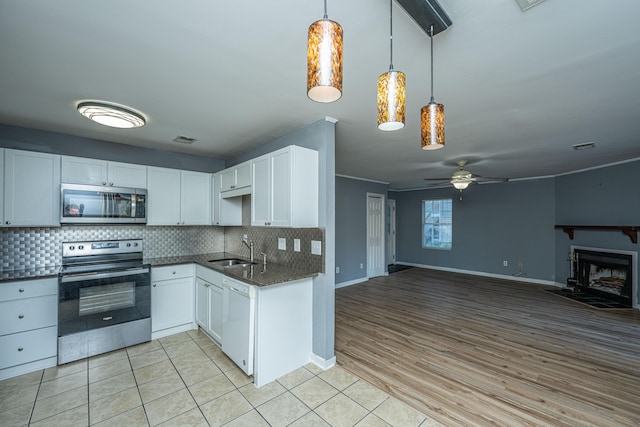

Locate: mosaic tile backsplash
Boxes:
[1,225,324,273]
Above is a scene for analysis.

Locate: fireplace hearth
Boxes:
[570,247,636,308]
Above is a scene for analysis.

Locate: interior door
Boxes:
[367,193,385,278]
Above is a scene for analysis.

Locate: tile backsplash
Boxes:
[1,225,324,273]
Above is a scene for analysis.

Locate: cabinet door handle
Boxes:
[102,181,107,186]
[18,347,24,352]
[109,182,113,186]
[5,220,11,225]
[153,284,157,287]
[18,314,24,319]
[19,288,24,293]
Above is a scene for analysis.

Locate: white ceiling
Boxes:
[1,0,639,190]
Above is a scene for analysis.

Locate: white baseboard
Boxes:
[151,323,197,341]
[397,262,565,288]
[0,356,57,381]
[310,353,336,370]
[335,277,368,289]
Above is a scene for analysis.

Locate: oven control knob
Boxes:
[134,242,139,247]
[127,243,131,247]
[78,245,84,250]
[69,246,75,251]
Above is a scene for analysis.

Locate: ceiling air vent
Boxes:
[573,142,595,151]
[395,0,452,36]
[172,135,197,144]
[515,0,546,12]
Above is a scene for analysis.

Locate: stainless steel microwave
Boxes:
[60,183,147,224]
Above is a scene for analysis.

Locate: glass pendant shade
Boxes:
[421,101,445,149]
[377,70,406,131]
[307,19,343,103]
[77,102,145,129]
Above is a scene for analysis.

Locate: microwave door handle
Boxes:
[131,194,136,218]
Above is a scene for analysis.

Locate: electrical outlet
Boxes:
[243,234,248,241]
[278,238,286,250]
[360,263,364,269]
[503,260,508,267]
[311,240,322,255]
[294,239,301,252]
[336,266,340,274]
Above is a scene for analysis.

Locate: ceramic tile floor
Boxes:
[0,329,437,427]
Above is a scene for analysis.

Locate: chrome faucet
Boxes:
[242,238,254,262]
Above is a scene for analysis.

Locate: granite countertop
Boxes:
[1,253,319,287]
[1,266,61,282]
[145,252,320,288]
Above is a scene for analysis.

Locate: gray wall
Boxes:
[0,124,225,173]
[227,118,337,362]
[392,179,558,282]
[554,159,640,303]
[335,176,388,284]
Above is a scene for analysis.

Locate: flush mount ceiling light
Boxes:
[421,26,445,150]
[377,0,406,131]
[77,102,146,129]
[307,0,343,103]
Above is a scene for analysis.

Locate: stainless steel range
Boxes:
[58,239,151,364]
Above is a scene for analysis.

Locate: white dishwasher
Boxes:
[222,276,256,375]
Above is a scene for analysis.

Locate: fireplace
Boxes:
[571,246,637,308]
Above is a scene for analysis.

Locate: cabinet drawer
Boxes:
[0,278,57,302]
[0,326,57,369]
[151,264,194,281]
[0,295,57,335]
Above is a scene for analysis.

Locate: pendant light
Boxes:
[307,0,343,103]
[377,0,406,131]
[421,26,444,150]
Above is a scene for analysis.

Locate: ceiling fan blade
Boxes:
[475,176,509,182]
[423,177,451,181]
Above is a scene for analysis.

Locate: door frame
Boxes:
[387,199,396,266]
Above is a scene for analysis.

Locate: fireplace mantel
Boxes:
[556,225,640,244]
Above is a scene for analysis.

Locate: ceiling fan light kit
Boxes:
[77,101,146,129]
[307,0,343,103]
[377,0,406,131]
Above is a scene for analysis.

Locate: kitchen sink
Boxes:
[208,258,256,268]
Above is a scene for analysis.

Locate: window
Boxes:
[423,198,452,249]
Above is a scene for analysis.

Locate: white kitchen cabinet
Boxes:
[61,155,147,188]
[0,277,58,381]
[211,173,242,226]
[195,277,223,343]
[251,145,318,227]
[151,264,195,339]
[220,161,251,197]
[147,167,211,226]
[3,149,60,227]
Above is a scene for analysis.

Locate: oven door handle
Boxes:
[60,267,150,283]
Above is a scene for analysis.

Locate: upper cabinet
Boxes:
[61,155,147,188]
[220,161,251,198]
[147,167,211,226]
[3,149,60,227]
[212,173,242,226]
[251,145,318,228]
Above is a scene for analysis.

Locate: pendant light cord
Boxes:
[430,25,435,102]
[389,0,394,71]
[323,0,328,19]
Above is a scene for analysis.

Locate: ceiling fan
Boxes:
[424,160,509,192]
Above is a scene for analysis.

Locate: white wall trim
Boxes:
[310,353,336,370]
[335,277,369,289]
[336,173,389,185]
[396,262,565,287]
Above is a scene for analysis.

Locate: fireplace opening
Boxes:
[572,249,633,307]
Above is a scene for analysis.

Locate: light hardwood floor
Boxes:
[335,268,640,426]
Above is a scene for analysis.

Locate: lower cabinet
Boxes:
[0,277,58,380]
[195,276,223,343]
[151,264,195,339]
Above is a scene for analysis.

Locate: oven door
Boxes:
[58,267,150,337]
